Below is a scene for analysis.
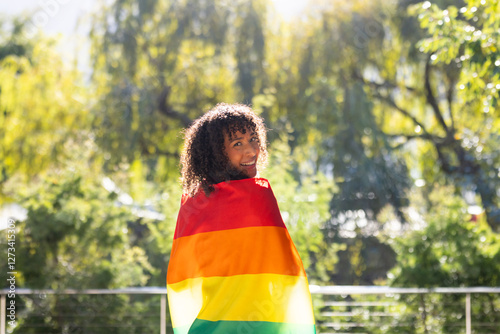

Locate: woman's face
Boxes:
[223,128,260,178]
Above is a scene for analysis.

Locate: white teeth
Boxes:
[241,159,256,166]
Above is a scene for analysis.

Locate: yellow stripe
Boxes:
[167,273,314,328]
[167,279,203,329]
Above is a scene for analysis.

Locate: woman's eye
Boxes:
[233,142,242,147]
[251,137,259,142]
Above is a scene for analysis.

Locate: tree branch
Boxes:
[353,71,429,135]
[142,46,192,128]
[371,91,430,135]
[157,86,192,127]
[424,57,449,134]
[358,75,417,93]
[446,77,456,133]
[435,142,456,174]
[386,133,443,149]
[386,133,439,141]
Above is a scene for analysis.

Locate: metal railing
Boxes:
[312,286,500,333]
[1,286,499,334]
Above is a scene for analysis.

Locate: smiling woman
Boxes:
[224,129,261,178]
[179,103,268,197]
[167,103,316,333]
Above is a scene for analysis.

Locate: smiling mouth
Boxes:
[241,159,257,167]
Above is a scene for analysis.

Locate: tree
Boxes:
[0,22,89,199]
[89,0,269,181]
[260,0,414,222]
[343,0,500,229]
[264,139,341,284]
[254,0,414,284]
[407,0,500,229]
[264,0,500,231]
[384,185,500,333]
[0,147,159,332]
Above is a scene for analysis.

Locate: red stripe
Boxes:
[174,178,285,239]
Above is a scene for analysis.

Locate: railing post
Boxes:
[1,294,6,334]
[161,294,167,334]
[465,293,471,334]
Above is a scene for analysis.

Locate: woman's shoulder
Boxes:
[215,177,271,189]
[180,178,274,209]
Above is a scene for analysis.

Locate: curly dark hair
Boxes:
[180,103,268,197]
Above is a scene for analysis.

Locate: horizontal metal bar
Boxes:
[0,287,168,295]
[321,312,399,317]
[323,301,397,307]
[319,333,368,334]
[1,286,499,296]
[322,322,413,328]
[309,285,500,295]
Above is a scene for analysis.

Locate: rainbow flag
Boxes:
[167,178,316,334]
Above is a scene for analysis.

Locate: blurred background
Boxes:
[0,0,499,332]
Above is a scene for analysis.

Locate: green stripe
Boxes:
[174,319,316,334]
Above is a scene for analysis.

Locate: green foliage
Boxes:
[264,139,341,284]
[411,0,500,110]
[383,186,500,332]
[0,18,33,60]
[261,1,413,225]
[0,145,163,332]
[0,26,89,193]
[89,0,269,176]
[330,85,411,222]
[390,187,500,287]
[130,176,183,287]
[404,0,500,229]
[10,294,163,334]
[2,169,154,290]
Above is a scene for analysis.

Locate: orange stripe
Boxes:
[167,226,305,284]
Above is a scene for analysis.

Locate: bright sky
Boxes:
[0,1,99,35]
[0,0,309,74]
[0,1,103,76]
[0,0,309,34]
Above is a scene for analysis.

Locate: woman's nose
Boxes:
[244,142,258,156]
